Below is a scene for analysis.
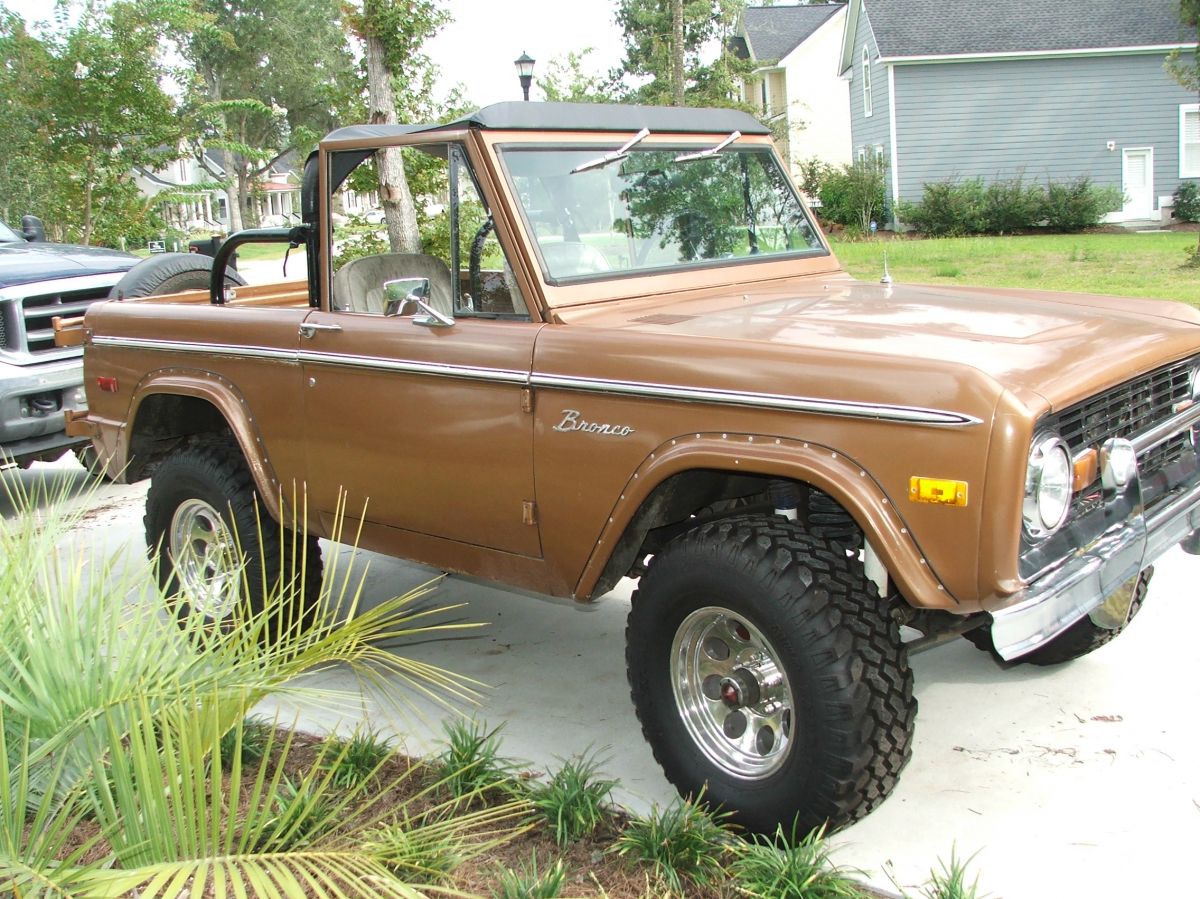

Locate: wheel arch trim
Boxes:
[123,370,284,521]
[574,432,958,609]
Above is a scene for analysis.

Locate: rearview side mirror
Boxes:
[382,277,454,328]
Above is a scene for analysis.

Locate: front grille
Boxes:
[1058,358,1193,456]
[19,285,111,355]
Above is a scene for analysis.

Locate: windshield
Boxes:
[499,144,825,282]
[0,221,22,242]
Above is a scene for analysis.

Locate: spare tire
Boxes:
[108,252,245,300]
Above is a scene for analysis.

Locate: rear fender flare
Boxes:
[124,369,284,522]
[575,432,957,610]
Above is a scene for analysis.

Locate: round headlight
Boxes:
[1023,436,1072,539]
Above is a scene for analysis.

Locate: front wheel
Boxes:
[144,439,321,639]
[626,515,915,836]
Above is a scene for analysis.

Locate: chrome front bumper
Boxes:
[990,419,1200,661]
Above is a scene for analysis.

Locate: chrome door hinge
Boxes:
[521,387,533,413]
[522,501,537,526]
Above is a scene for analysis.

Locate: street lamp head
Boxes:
[514,51,536,79]
[514,51,536,101]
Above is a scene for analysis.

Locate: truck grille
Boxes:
[1058,357,1197,497]
[17,285,111,355]
[1058,358,1192,455]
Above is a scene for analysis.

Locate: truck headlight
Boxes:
[1023,436,1072,539]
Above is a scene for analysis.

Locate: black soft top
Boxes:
[320,101,770,143]
[305,102,770,223]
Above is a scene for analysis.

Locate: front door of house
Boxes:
[1122,148,1154,220]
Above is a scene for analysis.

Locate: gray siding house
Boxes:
[839,0,1199,224]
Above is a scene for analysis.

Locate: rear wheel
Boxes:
[144,439,321,639]
[626,514,915,836]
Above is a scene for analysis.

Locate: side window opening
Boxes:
[328,142,529,320]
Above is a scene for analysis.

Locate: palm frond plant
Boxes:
[0,482,517,898]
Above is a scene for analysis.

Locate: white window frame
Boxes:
[1182,104,1200,178]
[862,46,873,117]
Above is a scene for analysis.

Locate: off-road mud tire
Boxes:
[964,567,1152,666]
[108,252,245,300]
[626,514,915,836]
[144,438,322,639]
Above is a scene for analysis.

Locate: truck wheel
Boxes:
[144,439,321,638]
[965,568,1151,666]
[108,252,245,300]
[626,514,915,836]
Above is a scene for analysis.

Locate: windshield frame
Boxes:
[0,221,23,242]
[494,139,830,289]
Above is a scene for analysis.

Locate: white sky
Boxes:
[1,0,627,109]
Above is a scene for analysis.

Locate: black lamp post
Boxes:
[514,51,536,101]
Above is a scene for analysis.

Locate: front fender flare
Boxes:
[574,432,959,610]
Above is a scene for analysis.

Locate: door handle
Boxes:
[299,322,342,338]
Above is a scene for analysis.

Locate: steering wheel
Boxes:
[469,216,495,311]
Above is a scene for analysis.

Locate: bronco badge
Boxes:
[552,409,636,437]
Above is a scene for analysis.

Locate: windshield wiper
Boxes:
[673,130,741,163]
[571,127,651,174]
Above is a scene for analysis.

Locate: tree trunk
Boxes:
[670,0,685,106]
[366,32,421,253]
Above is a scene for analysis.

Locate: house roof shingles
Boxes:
[743,3,845,63]
[864,0,1197,59]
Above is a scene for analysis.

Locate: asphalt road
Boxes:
[6,454,1198,899]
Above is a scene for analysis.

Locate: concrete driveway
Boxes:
[6,456,1199,899]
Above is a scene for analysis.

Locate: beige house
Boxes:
[733,2,852,176]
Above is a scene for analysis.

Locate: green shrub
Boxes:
[528,750,616,846]
[818,156,888,230]
[981,177,1044,234]
[898,179,987,236]
[729,822,864,899]
[1040,177,1123,231]
[434,719,516,801]
[796,156,835,200]
[613,794,730,893]
[1173,180,1200,223]
[492,850,568,899]
[322,726,394,788]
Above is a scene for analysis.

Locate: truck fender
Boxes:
[575,431,958,611]
[124,370,284,522]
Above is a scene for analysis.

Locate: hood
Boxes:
[558,275,1200,412]
[0,241,138,289]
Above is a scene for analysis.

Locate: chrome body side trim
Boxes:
[91,337,982,425]
[300,351,528,384]
[532,373,981,427]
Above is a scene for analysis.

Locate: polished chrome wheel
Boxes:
[168,498,241,621]
[670,606,794,779]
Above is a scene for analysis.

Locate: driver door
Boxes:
[300,140,543,558]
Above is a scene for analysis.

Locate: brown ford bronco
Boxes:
[64,102,1200,835]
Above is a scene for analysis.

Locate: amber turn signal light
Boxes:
[1072,448,1098,492]
[909,476,968,506]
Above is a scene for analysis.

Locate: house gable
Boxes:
[841,0,1196,70]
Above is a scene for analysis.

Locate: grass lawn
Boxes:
[830,231,1200,306]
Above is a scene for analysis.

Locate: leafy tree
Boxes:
[0,1,183,245]
[612,0,751,108]
[342,0,451,253]
[180,0,357,231]
[538,49,615,103]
